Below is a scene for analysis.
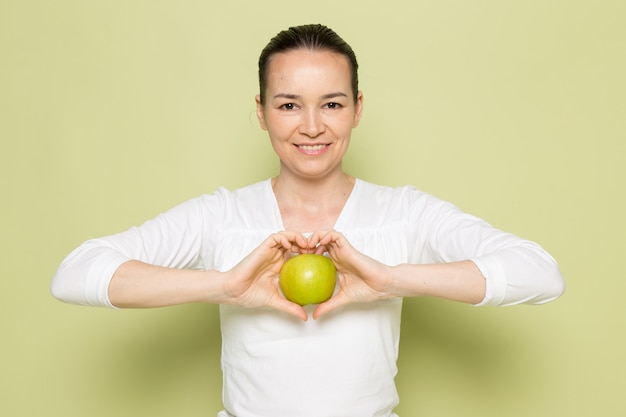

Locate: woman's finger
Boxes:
[312,290,349,319]
[269,296,308,321]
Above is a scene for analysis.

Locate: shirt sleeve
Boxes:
[51,195,213,308]
[409,190,565,306]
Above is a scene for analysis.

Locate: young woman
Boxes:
[52,24,564,417]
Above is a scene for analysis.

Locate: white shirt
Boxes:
[52,179,564,417]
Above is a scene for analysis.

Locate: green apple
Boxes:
[279,254,337,306]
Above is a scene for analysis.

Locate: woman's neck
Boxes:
[271,171,355,232]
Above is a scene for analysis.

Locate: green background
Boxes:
[1,1,624,416]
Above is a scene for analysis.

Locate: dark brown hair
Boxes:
[258,24,359,104]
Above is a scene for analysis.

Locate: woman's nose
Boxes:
[299,109,325,137]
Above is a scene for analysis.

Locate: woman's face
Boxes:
[256,49,363,181]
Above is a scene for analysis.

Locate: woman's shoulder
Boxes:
[197,179,272,204]
[353,178,435,203]
[194,179,278,228]
[350,178,456,219]
[152,180,273,224]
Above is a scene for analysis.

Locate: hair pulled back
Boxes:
[258,24,359,104]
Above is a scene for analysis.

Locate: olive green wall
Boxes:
[1,1,624,416]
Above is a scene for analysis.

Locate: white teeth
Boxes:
[299,144,325,151]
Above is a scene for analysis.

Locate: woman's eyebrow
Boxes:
[272,92,348,100]
[273,93,301,100]
[320,92,348,100]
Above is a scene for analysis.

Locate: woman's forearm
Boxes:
[108,260,228,308]
[387,260,486,305]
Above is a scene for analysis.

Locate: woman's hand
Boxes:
[306,230,487,317]
[307,230,394,319]
[224,231,313,321]
[108,231,316,318]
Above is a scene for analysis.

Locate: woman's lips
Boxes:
[297,144,327,151]
[296,143,330,155]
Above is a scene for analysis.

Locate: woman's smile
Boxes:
[296,143,330,155]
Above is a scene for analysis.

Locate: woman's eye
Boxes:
[280,103,297,110]
[325,102,342,109]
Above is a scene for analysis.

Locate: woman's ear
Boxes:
[353,91,364,128]
[255,94,268,131]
